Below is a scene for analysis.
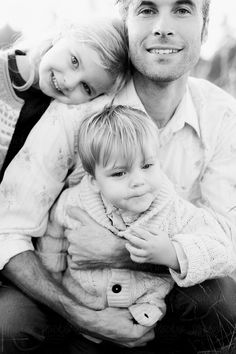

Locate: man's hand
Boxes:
[123,227,179,271]
[3,251,154,348]
[65,206,131,269]
[80,307,155,347]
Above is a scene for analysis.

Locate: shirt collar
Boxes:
[114,78,200,137]
[174,84,200,137]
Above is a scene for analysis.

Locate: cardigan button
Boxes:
[112,284,122,293]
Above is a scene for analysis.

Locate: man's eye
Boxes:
[176,7,191,15]
[82,82,92,96]
[71,55,79,68]
[138,8,156,16]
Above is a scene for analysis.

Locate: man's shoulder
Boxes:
[188,76,236,110]
[188,77,236,148]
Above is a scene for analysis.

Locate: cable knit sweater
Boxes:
[37,173,231,325]
[0,51,24,170]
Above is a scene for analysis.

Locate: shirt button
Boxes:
[112,284,122,293]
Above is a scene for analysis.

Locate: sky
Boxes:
[0,0,236,59]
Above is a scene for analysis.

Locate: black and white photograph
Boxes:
[0,1,236,353]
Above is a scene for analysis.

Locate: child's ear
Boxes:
[89,175,100,193]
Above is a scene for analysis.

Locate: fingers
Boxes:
[125,243,147,263]
[66,206,97,226]
[119,327,155,348]
[124,233,146,247]
[64,228,77,242]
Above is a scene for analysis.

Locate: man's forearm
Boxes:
[2,250,98,334]
[2,250,152,346]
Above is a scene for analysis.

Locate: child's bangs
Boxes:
[99,127,150,169]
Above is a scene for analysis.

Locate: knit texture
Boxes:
[38,174,175,326]
[38,172,234,325]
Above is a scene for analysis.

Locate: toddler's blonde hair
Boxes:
[78,105,159,177]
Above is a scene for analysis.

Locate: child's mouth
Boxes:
[51,71,62,93]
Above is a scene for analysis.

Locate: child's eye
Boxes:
[71,55,79,68]
[142,163,153,169]
[111,171,126,177]
[82,82,92,96]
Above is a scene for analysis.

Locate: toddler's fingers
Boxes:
[130,254,146,263]
[131,227,156,240]
[125,242,146,257]
[123,233,146,247]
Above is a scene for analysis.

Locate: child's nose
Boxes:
[64,73,80,91]
[130,172,145,188]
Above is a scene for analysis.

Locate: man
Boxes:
[0,0,236,353]
[64,0,236,351]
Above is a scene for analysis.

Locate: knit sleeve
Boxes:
[36,190,70,280]
[169,198,236,287]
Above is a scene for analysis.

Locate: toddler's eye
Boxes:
[143,163,153,169]
[111,171,125,177]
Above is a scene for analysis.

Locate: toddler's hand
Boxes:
[122,227,179,270]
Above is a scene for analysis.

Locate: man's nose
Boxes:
[152,13,175,37]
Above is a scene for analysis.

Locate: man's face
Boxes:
[126,0,207,82]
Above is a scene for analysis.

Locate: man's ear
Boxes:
[201,18,209,44]
[89,175,100,193]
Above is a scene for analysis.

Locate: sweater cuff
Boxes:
[129,303,165,326]
[171,241,188,278]
[170,234,210,286]
[0,234,34,270]
[37,251,67,273]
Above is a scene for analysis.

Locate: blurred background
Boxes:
[0,0,236,97]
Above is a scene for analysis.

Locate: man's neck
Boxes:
[133,71,189,129]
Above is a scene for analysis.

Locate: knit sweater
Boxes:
[37,172,231,325]
[0,51,24,171]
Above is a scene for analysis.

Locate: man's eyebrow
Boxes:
[135,0,196,9]
[135,0,157,8]
[175,0,196,8]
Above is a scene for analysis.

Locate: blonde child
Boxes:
[0,17,129,179]
[37,105,229,330]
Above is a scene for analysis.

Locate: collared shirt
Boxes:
[0,77,236,275]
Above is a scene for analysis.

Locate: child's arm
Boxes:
[36,191,69,281]
[124,228,179,270]
[122,191,236,287]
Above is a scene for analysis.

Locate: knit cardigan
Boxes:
[37,173,232,325]
[0,51,24,171]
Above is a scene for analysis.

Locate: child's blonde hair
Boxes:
[78,105,159,177]
[14,17,130,94]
